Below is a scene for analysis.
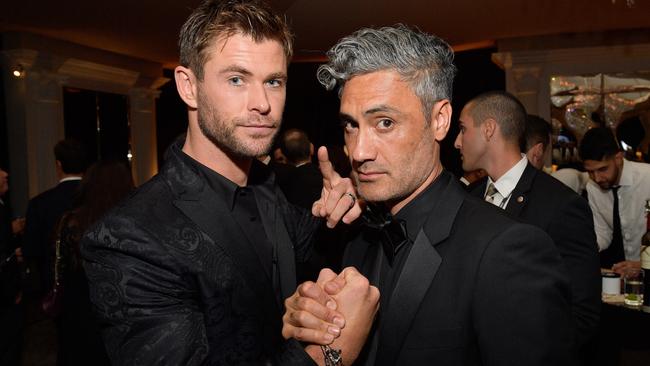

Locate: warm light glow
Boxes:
[12,65,24,78]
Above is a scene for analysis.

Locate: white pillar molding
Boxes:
[1,40,164,214]
[128,87,161,186]
[1,50,70,212]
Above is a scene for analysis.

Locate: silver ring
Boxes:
[344,192,356,207]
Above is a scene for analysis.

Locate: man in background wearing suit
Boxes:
[283,26,573,366]
[279,128,323,210]
[24,139,86,295]
[81,1,376,365]
[454,91,600,364]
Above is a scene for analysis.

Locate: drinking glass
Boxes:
[624,268,644,306]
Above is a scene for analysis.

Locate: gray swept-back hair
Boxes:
[317,25,456,122]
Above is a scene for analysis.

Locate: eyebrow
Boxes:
[363,104,401,116]
[218,66,287,81]
[219,65,253,76]
[267,72,288,81]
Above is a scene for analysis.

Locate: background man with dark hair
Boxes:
[523,114,552,170]
[24,139,86,294]
[579,126,650,274]
[455,91,600,363]
[279,128,323,209]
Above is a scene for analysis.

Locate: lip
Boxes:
[356,171,385,181]
[241,124,275,129]
[240,124,276,135]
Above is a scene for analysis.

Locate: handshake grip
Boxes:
[282,267,380,366]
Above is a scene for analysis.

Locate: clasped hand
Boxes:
[282,267,379,364]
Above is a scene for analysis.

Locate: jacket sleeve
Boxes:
[81,217,210,366]
[473,223,573,366]
[278,190,323,264]
[547,194,601,349]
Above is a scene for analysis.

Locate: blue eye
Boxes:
[229,76,243,85]
[267,79,283,87]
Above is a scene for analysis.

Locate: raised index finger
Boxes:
[318,146,338,189]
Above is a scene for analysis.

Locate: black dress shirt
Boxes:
[178,151,276,286]
[375,174,447,311]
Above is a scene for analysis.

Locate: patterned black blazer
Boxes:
[82,142,318,366]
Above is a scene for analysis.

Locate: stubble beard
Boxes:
[197,88,279,160]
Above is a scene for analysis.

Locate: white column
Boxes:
[1,50,68,214]
[128,87,160,186]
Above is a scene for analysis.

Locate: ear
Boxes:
[482,118,497,142]
[174,66,199,109]
[532,142,544,157]
[527,142,544,166]
[430,99,452,142]
[614,151,624,162]
[309,143,314,157]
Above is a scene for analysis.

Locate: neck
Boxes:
[485,145,522,182]
[182,125,251,187]
[388,162,443,215]
[615,159,625,186]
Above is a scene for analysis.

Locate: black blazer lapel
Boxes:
[469,176,488,199]
[163,149,282,322]
[505,162,536,218]
[377,175,464,365]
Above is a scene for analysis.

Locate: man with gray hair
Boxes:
[283,25,572,366]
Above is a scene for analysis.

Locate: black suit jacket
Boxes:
[281,163,323,210]
[24,179,80,258]
[82,143,317,366]
[471,163,601,353]
[24,179,81,291]
[345,172,573,366]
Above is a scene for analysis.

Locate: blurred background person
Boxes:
[0,168,25,366]
[279,128,322,209]
[24,139,87,296]
[523,114,552,171]
[54,160,133,366]
[579,127,650,274]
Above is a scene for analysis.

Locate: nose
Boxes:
[348,128,376,163]
[248,83,270,114]
[454,132,462,150]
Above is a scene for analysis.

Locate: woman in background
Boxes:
[55,160,133,366]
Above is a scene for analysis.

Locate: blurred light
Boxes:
[621,140,632,151]
[127,151,133,162]
[12,65,24,78]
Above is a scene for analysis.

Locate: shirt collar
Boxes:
[177,149,274,210]
[487,155,528,199]
[618,159,633,187]
[60,176,82,183]
[394,170,449,242]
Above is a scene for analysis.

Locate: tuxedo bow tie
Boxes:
[362,204,410,265]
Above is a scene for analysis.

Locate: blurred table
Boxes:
[592,294,650,365]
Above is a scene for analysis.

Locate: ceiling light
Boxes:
[12,65,24,78]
